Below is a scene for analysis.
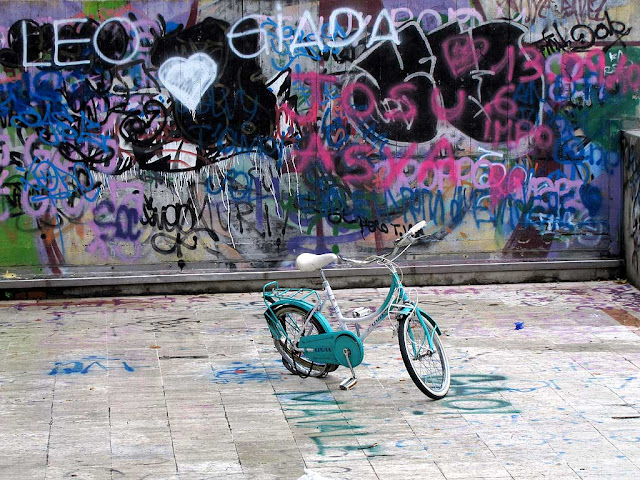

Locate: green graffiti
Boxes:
[83,1,129,17]
[277,390,337,404]
[0,224,39,268]
[442,374,519,414]
[310,436,382,457]
[276,391,378,456]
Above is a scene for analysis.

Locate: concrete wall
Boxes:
[0,0,637,283]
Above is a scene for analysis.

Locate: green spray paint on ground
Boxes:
[276,390,382,456]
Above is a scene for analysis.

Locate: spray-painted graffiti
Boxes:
[441,374,519,414]
[277,390,381,456]
[49,355,135,375]
[212,361,278,384]
[0,0,636,276]
[532,11,632,54]
[496,1,617,25]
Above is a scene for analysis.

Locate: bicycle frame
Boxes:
[315,266,437,351]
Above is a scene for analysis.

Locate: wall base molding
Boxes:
[0,259,624,299]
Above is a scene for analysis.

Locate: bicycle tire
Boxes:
[270,304,338,377]
[398,311,450,399]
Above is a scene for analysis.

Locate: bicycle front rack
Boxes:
[386,286,419,320]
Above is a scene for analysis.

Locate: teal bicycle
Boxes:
[262,221,450,399]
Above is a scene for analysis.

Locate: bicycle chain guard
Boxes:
[298,330,364,368]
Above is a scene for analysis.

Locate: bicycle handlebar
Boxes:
[337,255,373,265]
[394,220,426,246]
[407,220,427,237]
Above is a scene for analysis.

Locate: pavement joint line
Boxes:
[106,319,114,480]
[44,374,56,478]
[155,332,179,477]
[247,309,311,477]
[214,366,245,477]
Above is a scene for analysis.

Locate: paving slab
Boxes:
[1,280,640,479]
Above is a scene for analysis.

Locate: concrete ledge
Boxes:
[0,259,625,299]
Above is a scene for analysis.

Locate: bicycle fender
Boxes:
[264,299,333,333]
[398,307,442,335]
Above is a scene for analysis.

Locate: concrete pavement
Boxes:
[1,280,640,479]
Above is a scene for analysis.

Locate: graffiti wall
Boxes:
[0,0,637,277]
[622,130,640,286]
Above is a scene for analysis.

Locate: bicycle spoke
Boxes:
[409,322,443,388]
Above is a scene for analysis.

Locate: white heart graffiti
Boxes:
[158,52,218,112]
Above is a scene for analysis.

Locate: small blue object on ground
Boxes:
[514,322,525,330]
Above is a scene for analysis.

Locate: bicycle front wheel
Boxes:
[398,312,450,399]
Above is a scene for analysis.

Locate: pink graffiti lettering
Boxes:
[483,108,554,149]
[282,72,339,125]
[520,46,545,83]
[416,138,456,191]
[383,84,418,127]
[442,36,489,78]
[293,135,376,186]
[0,135,9,221]
[431,88,466,123]
[377,143,418,190]
[343,144,374,185]
[545,49,640,103]
[342,82,376,119]
[294,132,334,174]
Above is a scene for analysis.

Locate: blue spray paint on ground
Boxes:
[212,361,283,384]
[48,355,135,375]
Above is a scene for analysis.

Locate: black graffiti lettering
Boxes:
[142,196,220,236]
[142,194,225,258]
[150,232,197,257]
[358,217,390,236]
[569,25,595,51]
[536,11,631,54]
[596,10,631,51]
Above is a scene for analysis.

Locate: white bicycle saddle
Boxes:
[295,253,338,272]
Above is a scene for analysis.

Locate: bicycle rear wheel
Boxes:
[270,304,338,377]
[398,311,450,399]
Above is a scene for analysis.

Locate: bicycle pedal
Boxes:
[340,377,357,390]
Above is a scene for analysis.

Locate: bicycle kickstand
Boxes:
[339,348,357,390]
